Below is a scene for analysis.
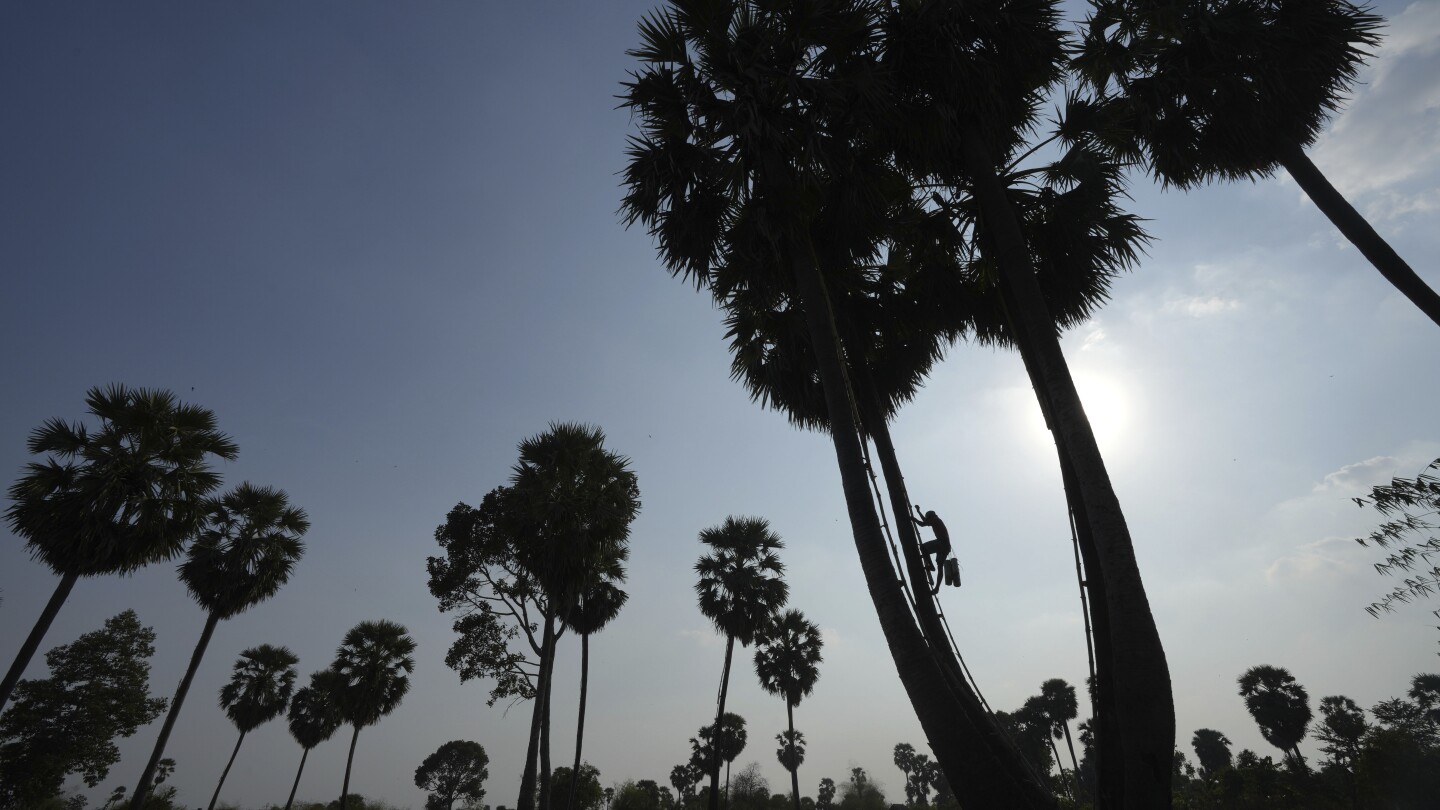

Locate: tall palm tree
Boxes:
[283,673,344,810]
[507,423,640,810]
[1074,0,1438,327]
[753,609,822,810]
[1238,665,1312,768]
[129,482,307,809]
[563,572,629,810]
[2,384,237,711]
[207,644,299,810]
[1190,728,1233,778]
[694,516,788,810]
[324,620,417,810]
[1038,679,1081,794]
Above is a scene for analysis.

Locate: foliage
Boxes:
[612,780,663,810]
[815,779,835,810]
[836,769,884,810]
[994,698,1055,777]
[1237,665,1311,765]
[775,730,805,773]
[695,518,788,647]
[552,764,602,810]
[415,740,489,810]
[690,713,747,772]
[220,644,299,733]
[322,620,416,729]
[754,610,823,710]
[1315,696,1367,770]
[669,763,703,802]
[0,610,166,808]
[287,672,343,750]
[181,483,309,620]
[1190,728,1232,777]
[727,763,770,810]
[427,489,545,706]
[1353,459,1440,644]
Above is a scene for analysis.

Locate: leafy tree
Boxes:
[836,769,884,810]
[1352,459,1440,651]
[1191,728,1233,777]
[691,713,747,805]
[1409,673,1440,725]
[323,620,417,810]
[754,609,821,810]
[552,765,602,810]
[1238,665,1312,768]
[612,780,662,810]
[995,699,1056,780]
[694,517,787,810]
[1316,696,1367,771]
[208,644,299,810]
[728,763,770,810]
[0,611,167,807]
[416,740,489,810]
[670,763,703,805]
[2,384,237,711]
[815,779,835,810]
[1075,0,1440,328]
[284,673,344,810]
[564,570,628,810]
[507,423,640,810]
[130,482,308,808]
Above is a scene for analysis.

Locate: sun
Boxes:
[1071,370,1133,456]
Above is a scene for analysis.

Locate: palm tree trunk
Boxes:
[567,632,591,810]
[0,569,79,711]
[340,723,362,810]
[707,634,736,810]
[1279,143,1440,329]
[959,122,1174,808]
[130,610,221,810]
[1061,722,1081,789]
[787,235,1055,810]
[284,747,311,810]
[520,609,557,810]
[541,629,555,810]
[207,729,247,810]
[1046,735,1066,795]
[787,701,801,810]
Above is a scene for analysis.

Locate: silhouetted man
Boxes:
[910,506,951,574]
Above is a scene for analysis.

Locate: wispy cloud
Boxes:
[1265,536,1360,584]
[1163,295,1241,318]
[1314,455,1400,493]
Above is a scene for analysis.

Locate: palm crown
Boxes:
[219,644,299,734]
[695,517,789,646]
[1238,665,1312,758]
[754,609,823,707]
[324,620,417,729]
[6,384,238,576]
[179,483,308,619]
[287,673,343,750]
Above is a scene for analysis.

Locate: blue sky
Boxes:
[2,2,1438,808]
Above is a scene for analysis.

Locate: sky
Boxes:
[1,1,1438,808]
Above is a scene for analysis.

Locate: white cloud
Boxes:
[1163,295,1241,318]
[1079,324,1107,350]
[1315,455,1401,493]
[1265,535,1362,584]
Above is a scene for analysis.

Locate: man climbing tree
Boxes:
[910,508,958,590]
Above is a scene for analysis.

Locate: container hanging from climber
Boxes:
[910,505,960,593]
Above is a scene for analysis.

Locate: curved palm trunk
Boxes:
[1061,722,1081,792]
[0,570,79,711]
[959,122,1174,808]
[1280,144,1440,329]
[340,723,362,810]
[707,634,737,810]
[786,701,801,810]
[520,610,558,810]
[130,610,221,810]
[208,729,247,810]
[788,236,1055,810]
[567,632,591,810]
[283,747,312,810]
[541,646,554,810]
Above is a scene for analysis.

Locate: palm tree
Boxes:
[753,609,822,810]
[129,483,307,809]
[507,423,640,810]
[694,516,788,810]
[1037,679,1081,795]
[1075,0,1439,327]
[1190,729,1233,778]
[1238,665,1312,768]
[564,572,629,810]
[283,673,344,810]
[207,644,299,810]
[2,384,237,711]
[325,620,417,810]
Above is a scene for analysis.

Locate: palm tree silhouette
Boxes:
[1238,665,1312,768]
[2,384,237,711]
[1075,0,1438,327]
[507,423,640,810]
[324,620,417,810]
[208,644,299,810]
[282,673,344,810]
[129,482,307,809]
[694,516,787,810]
[1190,728,1233,778]
[1037,679,1081,796]
[753,609,822,810]
[563,571,628,810]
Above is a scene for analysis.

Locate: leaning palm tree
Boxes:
[1074,0,1438,327]
[507,423,640,810]
[324,620,417,810]
[1238,665,1312,768]
[283,673,344,810]
[1038,679,1081,798]
[208,644,300,810]
[753,609,822,810]
[563,570,629,810]
[2,384,237,711]
[129,483,308,809]
[694,516,788,810]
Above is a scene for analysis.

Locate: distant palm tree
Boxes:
[695,516,788,810]
[324,620,417,810]
[208,644,299,810]
[564,571,628,810]
[754,610,822,810]
[1190,729,1233,778]
[283,673,344,810]
[1238,665,1312,767]
[1037,679,1081,794]
[1075,0,1438,327]
[129,483,307,809]
[2,384,237,711]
